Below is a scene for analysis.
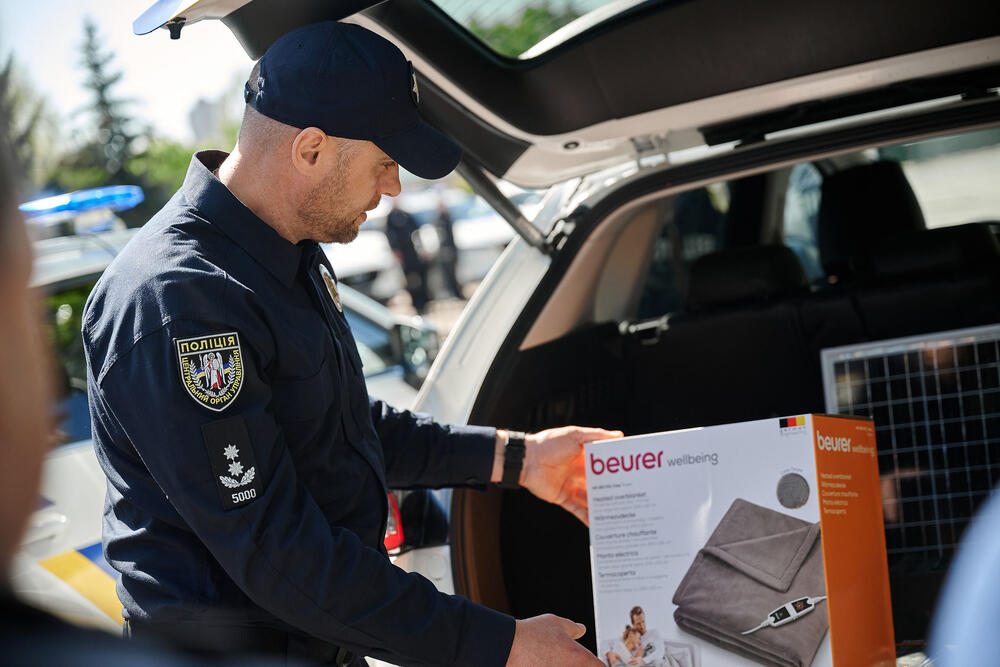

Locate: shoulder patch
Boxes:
[202,416,261,509]
[175,332,244,412]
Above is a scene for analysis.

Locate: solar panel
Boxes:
[821,324,1000,572]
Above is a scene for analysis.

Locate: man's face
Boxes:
[632,611,646,635]
[297,139,401,244]
[0,206,52,574]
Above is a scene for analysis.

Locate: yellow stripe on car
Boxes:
[39,550,123,626]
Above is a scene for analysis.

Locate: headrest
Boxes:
[818,161,926,277]
[858,223,1000,283]
[687,245,809,312]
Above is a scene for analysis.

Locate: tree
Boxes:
[0,54,47,197]
[467,2,581,58]
[78,16,138,177]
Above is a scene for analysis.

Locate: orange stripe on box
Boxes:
[812,415,895,667]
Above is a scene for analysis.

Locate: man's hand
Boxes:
[506,614,604,666]
[492,426,623,526]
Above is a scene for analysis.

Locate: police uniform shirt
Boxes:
[83,151,514,666]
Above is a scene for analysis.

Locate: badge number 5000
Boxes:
[232,489,257,504]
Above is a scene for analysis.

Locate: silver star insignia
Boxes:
[228,461,244,476]
[223,444,239,460]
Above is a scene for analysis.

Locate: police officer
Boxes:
[83,22,617,667]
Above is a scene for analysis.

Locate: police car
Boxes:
[31,0,1000,662]
[20,185,144,241]
[14,189,441,636]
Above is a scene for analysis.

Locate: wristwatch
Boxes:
[499,431,527,489]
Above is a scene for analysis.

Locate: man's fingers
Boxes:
[572,426,624,441]
[551,615,587,639]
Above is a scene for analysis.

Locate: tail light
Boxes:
[383,492,404,553]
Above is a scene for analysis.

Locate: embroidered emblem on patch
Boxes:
[175,332,244,412]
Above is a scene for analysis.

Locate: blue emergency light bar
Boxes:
[19,185,145,219]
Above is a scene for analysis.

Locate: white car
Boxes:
[25,0,1000,663]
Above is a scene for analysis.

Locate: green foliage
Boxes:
[79,17,139,177]
[467,2,581,57]
[45,284,93,389]
[0,54,47,196]
[127,140,191,195]
[43,18,195,227]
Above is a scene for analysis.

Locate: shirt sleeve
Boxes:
[92,318,513,667]
[370,398,497,489]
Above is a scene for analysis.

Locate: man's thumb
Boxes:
[553,616,587,639]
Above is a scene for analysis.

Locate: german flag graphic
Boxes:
[780,416,806,428]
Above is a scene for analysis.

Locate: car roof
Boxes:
[31,229,140,292]
[138,0,1000,187]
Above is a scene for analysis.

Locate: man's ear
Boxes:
[290,127,329,178]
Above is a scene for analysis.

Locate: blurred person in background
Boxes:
[929,489,1000,666]
[432,193,462,299]
[0,121,275,667]
[386,196,430,312]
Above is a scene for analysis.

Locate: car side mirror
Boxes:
[399,489,449,552]
[393,323,439,389]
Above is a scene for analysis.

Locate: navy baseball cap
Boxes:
[245,21,461,180]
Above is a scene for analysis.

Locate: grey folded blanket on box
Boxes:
[672,498,827,667]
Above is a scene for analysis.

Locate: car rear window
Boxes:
[781,127,1000,287]
[432,0,651,58]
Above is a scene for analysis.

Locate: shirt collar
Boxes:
[180,150,303,287]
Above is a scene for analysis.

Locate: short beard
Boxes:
[296,142,365,244]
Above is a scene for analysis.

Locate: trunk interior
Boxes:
[451,127,1000,654]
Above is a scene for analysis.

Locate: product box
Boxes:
[586,415,894,667]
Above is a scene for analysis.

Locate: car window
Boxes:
[47,283,94,446]
[884,127,1000,229]
[344,310,394,376]
[636,183,728,318]
[782,162,825,283]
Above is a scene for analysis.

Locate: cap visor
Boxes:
[377,120,462,180]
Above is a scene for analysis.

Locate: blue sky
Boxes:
[0,1,252,144]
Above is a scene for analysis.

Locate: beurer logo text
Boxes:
[816,431,851,453]
[590,451,664,475]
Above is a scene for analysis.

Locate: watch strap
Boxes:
[499,431,526,489]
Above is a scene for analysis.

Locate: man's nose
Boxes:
[382,165,401,197]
